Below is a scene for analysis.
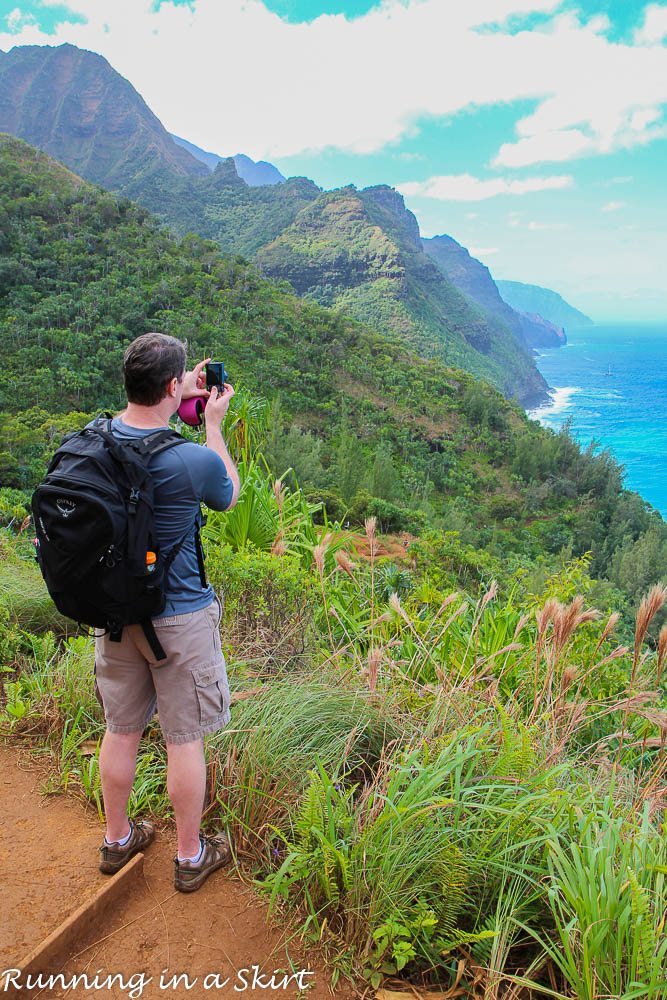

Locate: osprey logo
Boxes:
[56,498,77,519]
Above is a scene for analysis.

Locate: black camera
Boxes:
[205,362,228,392]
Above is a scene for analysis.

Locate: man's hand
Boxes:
[204,383,235,426]
[181,357,211,400]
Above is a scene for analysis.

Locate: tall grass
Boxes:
[516,803,667,999]
[263,716,573,988]
[0,538,70,635]
[207,673,399,861]
[3,496,667,996]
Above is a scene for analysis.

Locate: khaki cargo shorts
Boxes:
[94,597,231,745]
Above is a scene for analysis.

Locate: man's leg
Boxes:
[150,600,232,889]
[99,728,143,842]
[167,737,206,859]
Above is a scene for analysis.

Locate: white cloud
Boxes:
[601,200,626,212]
[5,7,36,32]
[469,247,499,257]
[635,3,667,44]
[492,11,667,168]
[495,128,593,167]
[399,172,573,201]
[630,108,661,130]
[0,0,665,165]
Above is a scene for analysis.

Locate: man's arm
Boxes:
[204,383,240,509]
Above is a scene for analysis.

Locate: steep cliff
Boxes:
[516,311,566,348]
[423,235,565,349]
[0,44,208,188]
[257,186,550,406]
[497,280,592,329]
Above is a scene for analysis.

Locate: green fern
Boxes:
[278,765,356,911]
[492,704,537,781]
[60,708,94,766]
[294,768,327,851]
[437,928,497,957]
[433,842,468,940]
[470,913,500,966]
[627,867,657,981]
[312,827,351,905]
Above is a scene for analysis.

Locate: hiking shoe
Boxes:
[99,819,155,875]
[174,833,232,893]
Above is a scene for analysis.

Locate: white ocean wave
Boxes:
[528,386,580,422]
[582,389,624,400]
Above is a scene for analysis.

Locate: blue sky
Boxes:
[1,0,666,321]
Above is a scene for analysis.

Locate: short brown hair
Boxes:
[123,333,186,406]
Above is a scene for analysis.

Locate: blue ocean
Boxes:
[528,323,667,518]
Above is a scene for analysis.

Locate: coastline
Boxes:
[524,322,667,517]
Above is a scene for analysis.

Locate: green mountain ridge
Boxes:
[256,184,549,406]
[1,133,665,613]
[0,41,552,408]
[134,161,321,257]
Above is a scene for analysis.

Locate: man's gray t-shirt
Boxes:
[106,417,233,617]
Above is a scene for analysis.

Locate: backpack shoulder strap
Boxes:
[132,428,187,459]
[86,423,184,472]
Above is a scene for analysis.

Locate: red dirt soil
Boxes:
[0,743,355,999]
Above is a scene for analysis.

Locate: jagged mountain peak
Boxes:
[171,135,286,187]
[0,42,208,188]
[210,156,246,188]
[232,152,285,187]
[360,185,422,252]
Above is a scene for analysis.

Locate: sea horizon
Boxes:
[527,321,667,518]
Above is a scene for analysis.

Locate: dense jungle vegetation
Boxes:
[1,135,666,619]
[129,166,549,404]
[253,184,548,405]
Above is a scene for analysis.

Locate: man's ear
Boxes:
[167,376,179,398]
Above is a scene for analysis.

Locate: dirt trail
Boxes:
[0,743,355,999]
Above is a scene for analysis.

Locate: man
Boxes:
[94,332,240,893]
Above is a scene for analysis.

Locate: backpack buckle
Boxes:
[129,488,140,505]
[104,545,119,568]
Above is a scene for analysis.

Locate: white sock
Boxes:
[178,839,203,864]
[105,824,132,847]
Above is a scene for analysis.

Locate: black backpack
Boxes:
[32,416,205,660]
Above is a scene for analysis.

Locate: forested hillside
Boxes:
[0,42,557,408]
[255,185,549,405]
[1,134,665,614]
